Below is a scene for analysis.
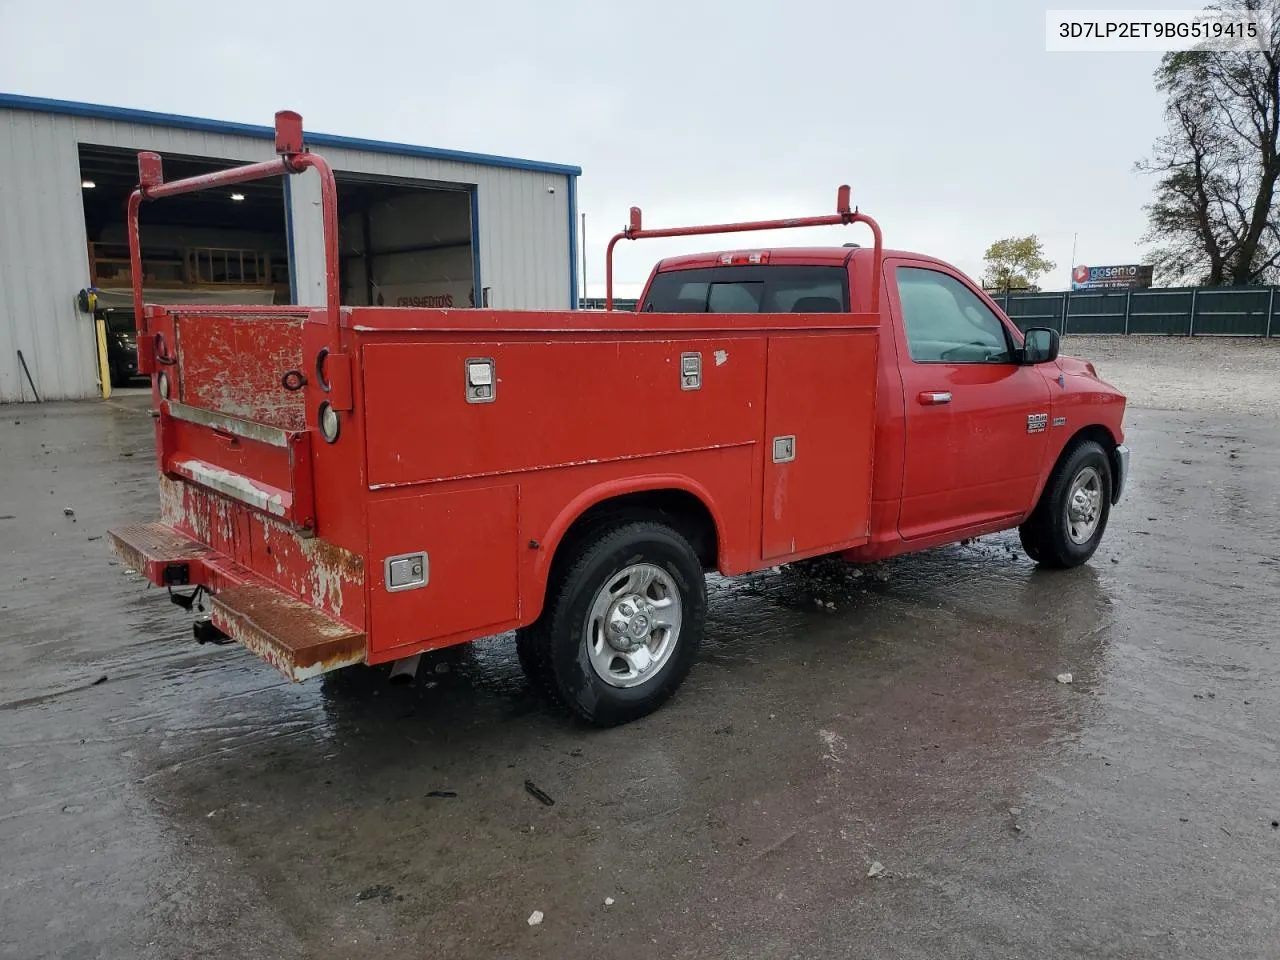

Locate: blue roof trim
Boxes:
[0,92,583,177]
[469,185,483,308]
[567,176,579,309]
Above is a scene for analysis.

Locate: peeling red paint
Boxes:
[176,313,307,430]
[210,584,365,682]
[159,474,237,555]
[158,476,364,627]
[251,514,364,623]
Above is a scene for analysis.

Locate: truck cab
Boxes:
[637,245,1130,566]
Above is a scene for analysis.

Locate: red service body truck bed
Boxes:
[112,300,881,679]
[109,111,883,691]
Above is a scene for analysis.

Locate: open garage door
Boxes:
[78,144,292,393]
[79,144,291,303]
[337,176,478,309]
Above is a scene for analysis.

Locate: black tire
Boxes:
[515,620,557,701]
[515,516,619,705]
[1019,440,1113,569]
[516,520,706,726]
[1018,524,1045,563]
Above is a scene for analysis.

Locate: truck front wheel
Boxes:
[1019,440,1113,569]
[516,521,706,726]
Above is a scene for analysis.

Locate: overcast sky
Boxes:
[0,0,1173,297]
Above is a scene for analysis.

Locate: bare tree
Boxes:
[1137,0,1280,285]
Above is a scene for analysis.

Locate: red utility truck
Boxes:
[109,112,1130,726]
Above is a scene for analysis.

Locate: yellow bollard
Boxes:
[95,314,112,400]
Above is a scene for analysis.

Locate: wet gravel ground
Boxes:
[1064,334,1280,416]
[3,341,1279,959]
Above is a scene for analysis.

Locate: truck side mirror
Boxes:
[1021,327,1059,364]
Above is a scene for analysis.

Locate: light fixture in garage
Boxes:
[81,179,95,189]
[230,192,245,201]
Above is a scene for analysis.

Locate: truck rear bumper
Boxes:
[107,522,366,681]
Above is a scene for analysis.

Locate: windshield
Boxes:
[641,265,849,313]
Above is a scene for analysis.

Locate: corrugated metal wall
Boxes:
[1,109,103,401]
[0,109,285,402]
[988,286,1280,337]
[0,106,573,402]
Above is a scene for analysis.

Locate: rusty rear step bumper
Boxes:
[107,522,366,681]
[108,521,213,586]
[210,585,365,681]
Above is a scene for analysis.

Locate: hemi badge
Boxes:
[1052,416,1067,427]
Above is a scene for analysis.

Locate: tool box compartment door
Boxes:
[761,333,878,560]
[366,484,520,656]
[359,337,765,487]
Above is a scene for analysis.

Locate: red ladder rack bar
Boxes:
[125,111,352,410]
[603,185,883,314]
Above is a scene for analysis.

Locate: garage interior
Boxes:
[76,148,480,387]
[78,144,291,307]
[77,144,289,386]
[337,175,478,309]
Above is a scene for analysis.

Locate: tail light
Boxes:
[318,401,341,443]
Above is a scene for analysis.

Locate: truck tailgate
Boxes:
[112,307,366,677]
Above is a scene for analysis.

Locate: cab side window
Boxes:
[896,267,1012,363]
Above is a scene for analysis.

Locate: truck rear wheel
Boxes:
[516,521,705,726]
[1019,440,1112,569]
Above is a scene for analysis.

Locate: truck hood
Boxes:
[1057,353,1096,377]
[1057,352,1121,393]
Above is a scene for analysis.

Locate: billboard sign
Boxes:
[1072,264,1153,291]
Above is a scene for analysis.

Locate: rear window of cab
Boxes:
[641,265,849,313]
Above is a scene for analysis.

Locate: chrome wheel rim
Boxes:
[585,563,682,688]
[1066,465,1104,544]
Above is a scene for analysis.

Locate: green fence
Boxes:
[987,286,1280,337]
[584,287,1280,336]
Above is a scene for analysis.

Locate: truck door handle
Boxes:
[917,391,952,405]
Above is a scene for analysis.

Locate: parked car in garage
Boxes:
[103,309,139,386]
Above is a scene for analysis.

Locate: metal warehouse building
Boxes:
[0,94,581,402]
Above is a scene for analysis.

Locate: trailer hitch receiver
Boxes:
[193,618,232,645]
